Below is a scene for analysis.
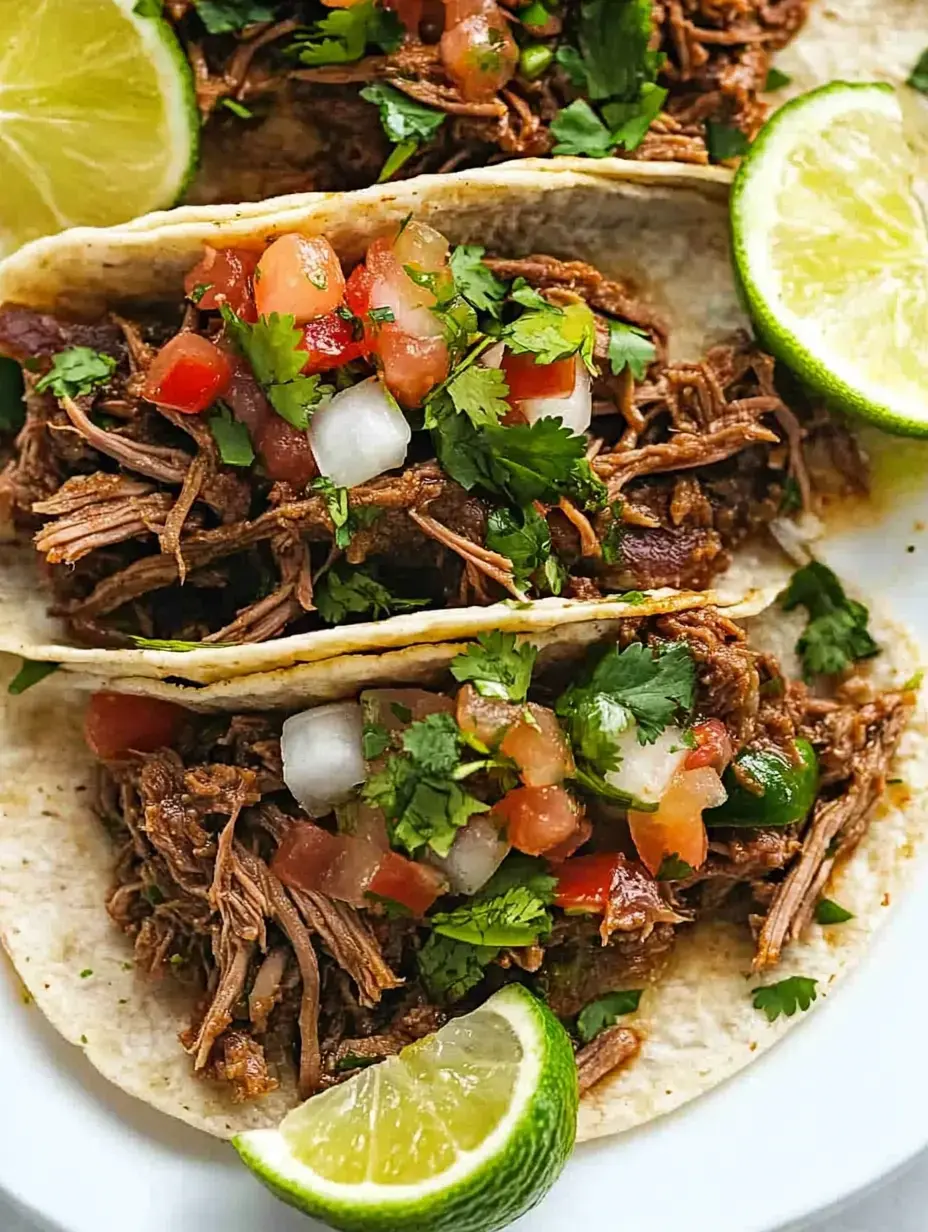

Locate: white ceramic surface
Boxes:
[3,430,928,1232]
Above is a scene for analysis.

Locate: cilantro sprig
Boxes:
[315,563,429,625]
[35,347,117,400]
[449,245,509,319]
[450,631,538,702]
[486,505,566,595]
[289,0,402,65]
[576,989,642,1044]
[781,562,879,679]
[418,933,498,1002]
[429,853,557,947]
[312,477,381,549]
[360,83,446,181]
[752,976,818,1023]
[220,306,332,429]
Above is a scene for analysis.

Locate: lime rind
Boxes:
[233,985,578,1232]
[732,81,928,437]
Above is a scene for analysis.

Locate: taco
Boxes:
[0,589,923,1142]
[0,168,862,683]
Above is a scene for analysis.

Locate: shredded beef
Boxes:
[576,1025,641,1094]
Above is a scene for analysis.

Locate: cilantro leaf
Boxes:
[35,347,116,400]
[362,721,390,760]
[8,659,59,695]
[814,898,854,925]
[268,375,331,429]
[484,417,590,505]
[0,357,25,432]
[479,852,557,903]
[486,505,563,593]
[208,404,254,467]
[608,321,656,380]
[450,631,538,702]
[551,99,616,158]
[193,0,276,34]
[430,884,552,947]
[220,307,331,428]
[656,852,694,880]
[418,933,498,1003]
[765,66,792,91]
[557,641,695,775]
[576,989,642,1044]
[554,44,589,89]
[401,712,462,776]
[504,299,596,369]
[360,83,445,176]
[781,562,879,679]
[364,753,488,857]
[751,976,818,1023]
[601,499,624,565]
[602,82,668,152]
[312,477,381,549]
[315,563,429,625]
[447,364,511,428]
[430,405,500,493]
[706,121,750,163]
[449,245,509,318]
[908,48,928,94]
[576,0,655,102]
[291,0,402,65]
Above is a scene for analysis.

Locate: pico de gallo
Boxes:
[166,1,810,205]
[91,604,912,1101]
[0,216,856,650]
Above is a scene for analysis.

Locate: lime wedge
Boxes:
[234,985,578,1232]
[0,0,197,257]
[732,82,928,435]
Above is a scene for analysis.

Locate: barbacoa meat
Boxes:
[95,608,911,1103]
[0,252,862,648]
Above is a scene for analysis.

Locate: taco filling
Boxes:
[88,604,911,1103]
[0,219,863,648]
[171,0,810,202]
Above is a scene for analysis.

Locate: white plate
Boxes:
[4,431,928,1232]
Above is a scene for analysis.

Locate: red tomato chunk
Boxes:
[143,334,233,414]
[84,692,187,760]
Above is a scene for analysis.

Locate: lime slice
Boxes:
[234,985,578,1232]
[732,82,928,435]
[0,0,197,257]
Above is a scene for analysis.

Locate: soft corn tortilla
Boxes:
[0,162,774,685]
[0,604,925,1143]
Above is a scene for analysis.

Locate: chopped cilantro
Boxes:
[751,975,818,1023]
[188,282,212,305]
[334,1053,378,1072]
[503,299,596,370]
[765,66,792,91]
[208,404,254,467]
[575,0,657,102]
[814,898,854,926]
[446,364,511,428]
[362,721,390,760]
[35,347,116,400]
[557,641,695,773]
[480,852,558,903]
[706,121,750,163]
[360,83,446,180]
[656,852,694,880]
[220,306,331,429]
[314,563,429,625]
[486,504,563,594]
[576,989,642,1043]
[221,98,254,119]
[450,631,538,702]
[908,48,928,94]
[289,0,401,63]
[193,0,276,34]
[367,306,395,325]
[8,659,59,695]
[418,933,498,1003]
[779,475,802,514]
[312,477,381,549]
[449,245,509,318]
[781,562,879,679]
[80,968,93,979]
[0,357,25,432]
[602,82,668,151]
[430,884,552,947]
[401,712,462,776]
[607,321,656,380]
[904,669,924,691]
[555,44,589,88]
[391,702,413,723]
[551,99,616,158]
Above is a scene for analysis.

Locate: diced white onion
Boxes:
[605,724,689,805]
[309,376,411,488]
[479,341,506,369]
[521,357,591,434]
[281,702,366,818]
[427,815,510,895]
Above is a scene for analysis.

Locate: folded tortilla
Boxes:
[0,600,924,1143]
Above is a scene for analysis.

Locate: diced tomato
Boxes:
[685,719,733,774]
[84,692,187,760]
[184,246,259,317]
[627,766,727,876]
[299,310,367,373]
[494,784,585,856]
[272,823,382,906]
[364,688,454,743]
[501,351,576,403]
[499,705,575,788]
[143,333,233,414]
[554,852,625,913]
[345,262,375,319]
[542,816,592,864]
[255,234,346,323]
[378,329,449,407]
[368,851,445,915]
[455,683,519,747]
[256,414,319,487]
[440,0,518,101]
[321,0,365,6]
